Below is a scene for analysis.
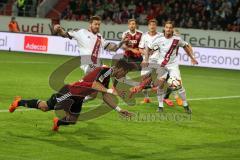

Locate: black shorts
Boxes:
[47,86,84,114]
[123,55,143,70]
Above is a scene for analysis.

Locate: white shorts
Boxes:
[80,63,103,74]
[141,67,153,76]
[80,55,101,74]
[157,64,181,80]
[140,59,158,76]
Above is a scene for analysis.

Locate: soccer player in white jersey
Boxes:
[163,29,185,106]
[54,16,124,74]
[54,16,125,102]
[138,19,162,103]
[137,21,198,113]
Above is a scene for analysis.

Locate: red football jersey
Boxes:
[122,30,142,58]
[67,66,111,97]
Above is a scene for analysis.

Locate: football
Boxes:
[167,77,182,90]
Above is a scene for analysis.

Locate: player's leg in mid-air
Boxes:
[123,55,153,103]
[9,88,83,131]
[9,95,53,113]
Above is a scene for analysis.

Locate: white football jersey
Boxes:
[139,32,163,60]
[148,35,188,66]
[68,29,106,65]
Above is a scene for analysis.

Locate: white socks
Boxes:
[178,87,188,106]
[157,87,165,108]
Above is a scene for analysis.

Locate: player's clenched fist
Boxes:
[53,24,62,33]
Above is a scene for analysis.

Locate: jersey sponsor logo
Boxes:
[129,40,138,44]
[24,36,48,51]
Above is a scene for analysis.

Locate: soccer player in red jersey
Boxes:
[112,19,143,98]
[122,19,143,69]
[9,59,133,131]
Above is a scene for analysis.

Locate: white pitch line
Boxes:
[187,95,240,101]
[0,95,239,113]
[0,108,35,113]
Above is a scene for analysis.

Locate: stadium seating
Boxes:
[46,0,70,19]
[0,0,14,15]
[44,0,240,32]
[0,0,239,32]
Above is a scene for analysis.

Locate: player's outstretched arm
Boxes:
[104,37,129,52]
[92,81,133,117]
[183,45,198,65]
[53,24,71,38]
[92,81,118,95]
[102,93,133,117]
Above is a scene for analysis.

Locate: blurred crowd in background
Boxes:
[61,0,240,32]
[1,0,239,32]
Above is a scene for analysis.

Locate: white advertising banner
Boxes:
[0,16,239,49]
[61,20,240,50]
[0,16,52,34]
[178,48,240,70]
[0,32,239,70]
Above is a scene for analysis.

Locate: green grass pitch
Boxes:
[0,51,240,160]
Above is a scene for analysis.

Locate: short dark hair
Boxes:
[148,19,158,25]
[89,16,101,23]
[114,59,135,71]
